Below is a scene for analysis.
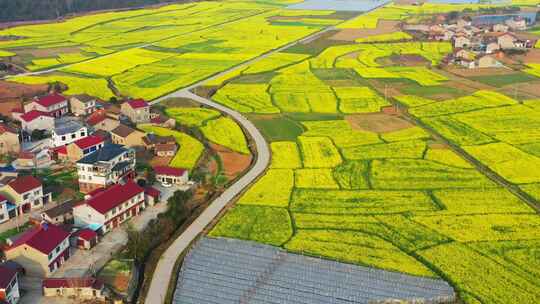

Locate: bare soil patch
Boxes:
[15,47,81,58]
[513,49,540,64]
[346,113,414,133]
[500,80,540,99]
[149,156,173,167]
[390,54,430,66]
[0,80,48,116]
[210,143,252,179]
[444,66,517,77]
[428,141,450,149]
[329,20,400,41]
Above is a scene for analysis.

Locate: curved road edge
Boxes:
[145,90,270,304]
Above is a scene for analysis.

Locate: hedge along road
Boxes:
[144,24,345,304]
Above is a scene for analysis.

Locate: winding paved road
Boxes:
[143,24,343,304]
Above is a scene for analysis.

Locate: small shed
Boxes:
[73,228,98,250]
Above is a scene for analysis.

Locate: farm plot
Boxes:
[6,0,343,100]
[200,117,250,154]
[297,136,342,168]
[164,107,221,127]
[137,125,203,169]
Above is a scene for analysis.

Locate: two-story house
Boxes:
[51,118,89,148]
[73,181,145,234]
[69,94,96,116]
[4,223,71,276]
[86,109,120,132]
[0,176,51,217]
[0,124,20,155]
[24,94,68,118]
[76,144,136,193]
[110,124,145,148]
[0,264,21,304]
[120,99,150,124]
[57,135,104,163]
[17,111,54,132]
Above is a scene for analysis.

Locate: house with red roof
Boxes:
[73,181,145,234]
[85,109,119,132]
[0,175,51,217]
[24,93,68,118]
[144,186,161,206]
[154,166,189,186]
[0,264,21,304]
[71,228,98,250]
[58,135,105,163]
[17,110,54,132]
[120,99,150,124]
[4,223,71,276]
[0,124,20,155]
[42,277,105,300]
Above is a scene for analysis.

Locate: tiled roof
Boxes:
[20,110,51,122]
[43,200,81,219]
[74,135,103,149]
[145,186,160,198]
[111,124,136,138]
[154,166,187,177]
[6,223,69,255]
[0,194,7,202]
[76,228,97,241]
[7,175,41,194]
[127,99,148,109]
[86,110,106,126]
[84,181,143,214]
[52,146,67,155]
[34,93,66,107]
[71,94,95,103]
[42,277,103,289]
[0,265,17,289]
[77,144,128,164]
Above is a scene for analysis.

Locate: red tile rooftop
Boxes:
[7,175,41,194]
[74,135,104,149]
[153,166,187,177]
[84,181,144,214]
[127,99,149,109]
[34,93,66,107]
[5,223,69,255]
[20,110,51,122]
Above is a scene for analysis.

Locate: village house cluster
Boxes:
[0,91,190,304]
[405,13,537,69]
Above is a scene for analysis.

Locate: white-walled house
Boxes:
[18,111,54,132]
[73,181,145,234]
[0,264,21,304]
[154,166,189,185]
[51,118,89,147]
[76,144,136,193]
[24,94,69,118]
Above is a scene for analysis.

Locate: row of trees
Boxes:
[0,0,185,23]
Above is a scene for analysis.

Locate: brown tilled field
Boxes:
[346,113,414,133]
[209,143,252,179]
[329,20,400,41]
[0,80,48,116]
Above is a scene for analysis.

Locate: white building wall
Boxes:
[21,117,54,132]
[73,205,106,227]
[51,127,88,147]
